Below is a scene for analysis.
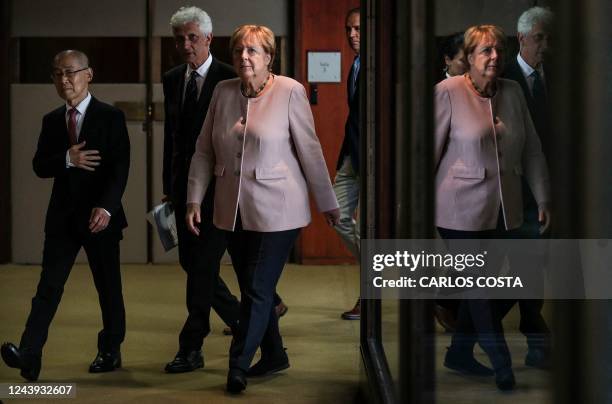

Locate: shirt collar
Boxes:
[517,53,537,78]
[186,53,213,79]
[66,92,92,115]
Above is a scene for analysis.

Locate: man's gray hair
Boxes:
[517,6,553,34]
[170,6,213,35]
[53,49,89,68]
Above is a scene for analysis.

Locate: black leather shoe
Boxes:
[444,348,494,376]
[89,351,121,373]
[248,350,289,377]
[164,350,204,373]
[226,368,247,393]
[525,347,550,369]
[495,367,516,391]
[1,342,41,381]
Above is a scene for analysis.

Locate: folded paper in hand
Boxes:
[146,202,178,251]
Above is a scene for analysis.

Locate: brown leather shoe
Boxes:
[341,300,360,320]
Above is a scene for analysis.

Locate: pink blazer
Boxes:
[434,75,551,231]
[187,76,339,232]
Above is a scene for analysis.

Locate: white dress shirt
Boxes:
[183,53,213,102]
[517,53,546,96]
[65,92,92,167]
[64,92,110,217]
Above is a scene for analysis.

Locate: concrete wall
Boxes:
[11,0,289,37]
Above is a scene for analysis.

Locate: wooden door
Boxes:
[293,0,359,264]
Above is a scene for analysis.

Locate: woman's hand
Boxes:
[323,208,341,226]
[186,203,201,236]
[538,207,551,235]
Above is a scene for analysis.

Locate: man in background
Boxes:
[335,7,362,320]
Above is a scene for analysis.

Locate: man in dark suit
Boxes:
[336,7,362,320]
[161,6,241,373]
[1,50,130,381]
[503,6,554,369]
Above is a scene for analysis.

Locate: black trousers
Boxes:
[507,181,550,349]
[174,204,240,352]
[20,228,125,355]
[226,216,299,371]
[438,211,518,370]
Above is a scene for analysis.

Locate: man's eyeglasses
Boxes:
[51,67,89,81]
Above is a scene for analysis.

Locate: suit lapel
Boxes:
[197,58,219,112]
[55,105,71,146]
[79,96,98,143]
[511,60,533,103]
[176,64,187,115]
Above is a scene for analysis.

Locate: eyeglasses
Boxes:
[50,67,89,81]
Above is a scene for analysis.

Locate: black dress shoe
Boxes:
[495,367,516,391]
[443,347,494,376]
[1,342,41,381]
[89,351,121,373]
[226,368,247,393]
[164,350,204,373]
[248,350,289,377]
[525,347,550,369]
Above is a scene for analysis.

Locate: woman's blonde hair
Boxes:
[230,25,276,71]
[462,25,506,66]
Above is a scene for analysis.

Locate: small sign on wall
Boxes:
[307,51,341,83]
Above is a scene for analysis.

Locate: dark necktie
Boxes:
[68,108,78,145]
[531,70,546,107]
[349,56,360,99]
[182,71,199,120]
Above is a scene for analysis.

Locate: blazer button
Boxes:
[234,169,241,176]
[236,152,242,158]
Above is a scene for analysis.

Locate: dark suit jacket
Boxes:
[162,58,236,214]
[32,97,130,236]
[503,58,551,157]
[337,59,360,172]
[504,57,553,220]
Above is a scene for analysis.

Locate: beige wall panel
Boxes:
[154,0,289,36]
[435,0,534,35]
[11,85,57,264]
[11,84,148,264]
[11,0,145,37]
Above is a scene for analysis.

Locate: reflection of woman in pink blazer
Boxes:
[186,25,339,394]
[434,25,551,392]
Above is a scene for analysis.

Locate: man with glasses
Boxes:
[1,50,130,380]
[161,6,240,374]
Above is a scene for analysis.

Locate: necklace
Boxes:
[467,73,495,98]
[241,73,273,98]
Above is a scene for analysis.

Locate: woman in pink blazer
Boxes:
[434,25,551,391]
[186,24,339,393]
